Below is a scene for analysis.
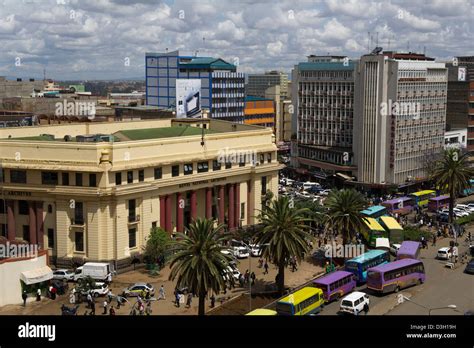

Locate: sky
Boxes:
[0,0,472,80]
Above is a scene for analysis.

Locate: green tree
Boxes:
[430,148,474,223]
[324,189,368,244]
[168,218,233,315]
[255,196,313,295]
[143,227,171,265]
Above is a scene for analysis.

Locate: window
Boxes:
[212,160,221,171]
[89,174,97,187]
[154,167,162,180]
[75,232,84,252]
[128,199,136,222]
[23,225,29,242]
[152,221,157,229]
[197,161,209,173]
[0,224,6,237]
[0,168,4,183]
[0,200,5,214]
[129,228,137,248]
[139,170,144,182]
[172,165,179,177]
[127,171,133,184]
[184,163,193,175]
[267,153,272,163]
[240,203,245,220]
[74,202,84,225]
[19,200,29,215]
[47,204,53,213]
[115,172,122,185]
[10,170,26,184]
[42,172,58,185]
[75,173,83,186]
[260,154,265,164]
[47,228,54,248]
[239,159,245,167]
[261,176,267,195]
[225,162,232,169]
[62,173,69,186]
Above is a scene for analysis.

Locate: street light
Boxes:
[399,295,458,315]
[429,305,457,315]
[238,239,253,313]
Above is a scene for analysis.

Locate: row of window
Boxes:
[328,274,354,291]
[383,264,425,281]
[3,170,97,187]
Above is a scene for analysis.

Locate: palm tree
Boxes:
[168,218,234,315]
[255,196,313,295]
[430,148,474,223]
[324,189,368,245]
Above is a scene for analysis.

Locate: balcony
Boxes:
[128,214,140,224]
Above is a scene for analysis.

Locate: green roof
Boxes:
[298,61,355,71]
[115,126,215,141]
[245,96,273,102]
[179,57,236,71]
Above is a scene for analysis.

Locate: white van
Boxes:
[339,292,370,315]
[302,181,321,191]
[74,262,114,282]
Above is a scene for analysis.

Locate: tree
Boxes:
[324,189,368,245]
[143,227,171,265]
[168,218,233,315]
[255,196,313,295]
[430,148,474,223]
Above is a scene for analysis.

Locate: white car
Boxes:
[250,243,268,257]
[81,282,109,297]
[453,208,469,217]
[233,246,250,259]
[319,189,331,196]
[53,269,75,281]
[297,191,312,199]
[437,247,452,260]
[456,204,474,213]
[339,292,370,315]
[223,266,241,282]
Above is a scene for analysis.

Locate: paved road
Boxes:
[319,236,473,316]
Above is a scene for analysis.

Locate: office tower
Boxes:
[246,71,289,99]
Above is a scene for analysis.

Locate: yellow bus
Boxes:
[379,216,404,244]
[408,190,436,207]
[276,287,324,315]
[362,217,388,247]
[245,309,277,315]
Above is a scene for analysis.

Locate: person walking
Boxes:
[116,295,124,309]
[87,292,93,308]
[107,290,113,303]
[186,293,192,308]
[432,234,437,246]
[210,294,216,308]
[36,288,41,302]
[363,302,369,315]
[22,291,27,307]
[250,272,256,286]
[90,300,96,315]
[109,306,116,316]
[263,261,269,275]
[103,300,108,315]
[244,270,250,284]
[175,290,180,308]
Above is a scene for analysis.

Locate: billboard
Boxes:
[458,67,466,82]
[176,79,201,118]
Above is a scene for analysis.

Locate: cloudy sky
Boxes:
[0,0,472,80]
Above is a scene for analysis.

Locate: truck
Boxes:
[73,262,114,283]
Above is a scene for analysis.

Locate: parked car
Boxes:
[437,247,452,260]
[223,266,241,282]
[250,243,268,257]
[81,282,109,298]
[455,204,474,213]
[122,283,155,297]
[464,258,474,274]
[233,246,250,259]
[453,208,469,217]
[319,189,331,196]
[339,291,370,315]
[53,269,75,282]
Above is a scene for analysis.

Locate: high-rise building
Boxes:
[353,52,448,185]
[145,50,245,123]
[243,96,275,128]
[246,71,288,99]
[291,55,357,180]
[446,56,474,152]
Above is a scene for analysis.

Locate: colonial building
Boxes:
[0,119,281,269]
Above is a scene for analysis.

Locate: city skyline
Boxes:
[0,0,472,80]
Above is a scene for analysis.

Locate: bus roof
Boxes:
[368,258,422,273]
[346,249,388,264]
[409,190,435,197]
[382,196,413,204]
[398,241,421,255]
[363,217,385,231]
[312,271,353,285]
[429,195,449,201]
[246,309,277,315]
[361,205,386,215]
[278,287,322,305]
[380,216,403,231]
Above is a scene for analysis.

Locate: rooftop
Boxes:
[115,126,215,141]
[179,57,236,71]
[297,61,355,71]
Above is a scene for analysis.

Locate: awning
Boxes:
[336,172,353,181]
[20,266,53,285]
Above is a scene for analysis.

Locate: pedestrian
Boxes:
[107,290,113,303]
[36,288,41,301]
[50,286,57,300]
[116,295,124,309]
[175,291,180,308]
[109,306,116,316]
[90,300,96,315]
[208,294,215,308]
[363,302,369,315]
[244,270,250,283]
[186,293,192,308]
[103,300,108,314]
[250,272,256,285]
[258,258,263,268]
[239,274,244,287]
[87,292,93,308]
[432,234,437,246]
[158,285,165,300]
[263,261,269,275]
[22,291,27,307]
[145,301,152,315]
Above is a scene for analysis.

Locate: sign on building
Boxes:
[458,67,466,82]
[176,79,201,118]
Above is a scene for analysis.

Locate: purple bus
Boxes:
[312,271,356,302]
[366,258,425,294]
[396,241,421,260]
[381,197,415,214]
[427,195,450,212]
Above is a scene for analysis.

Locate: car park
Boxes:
[339,291,370,315]
[53,269,75,281]
[122,283,155,297]
[437,247,452,260]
